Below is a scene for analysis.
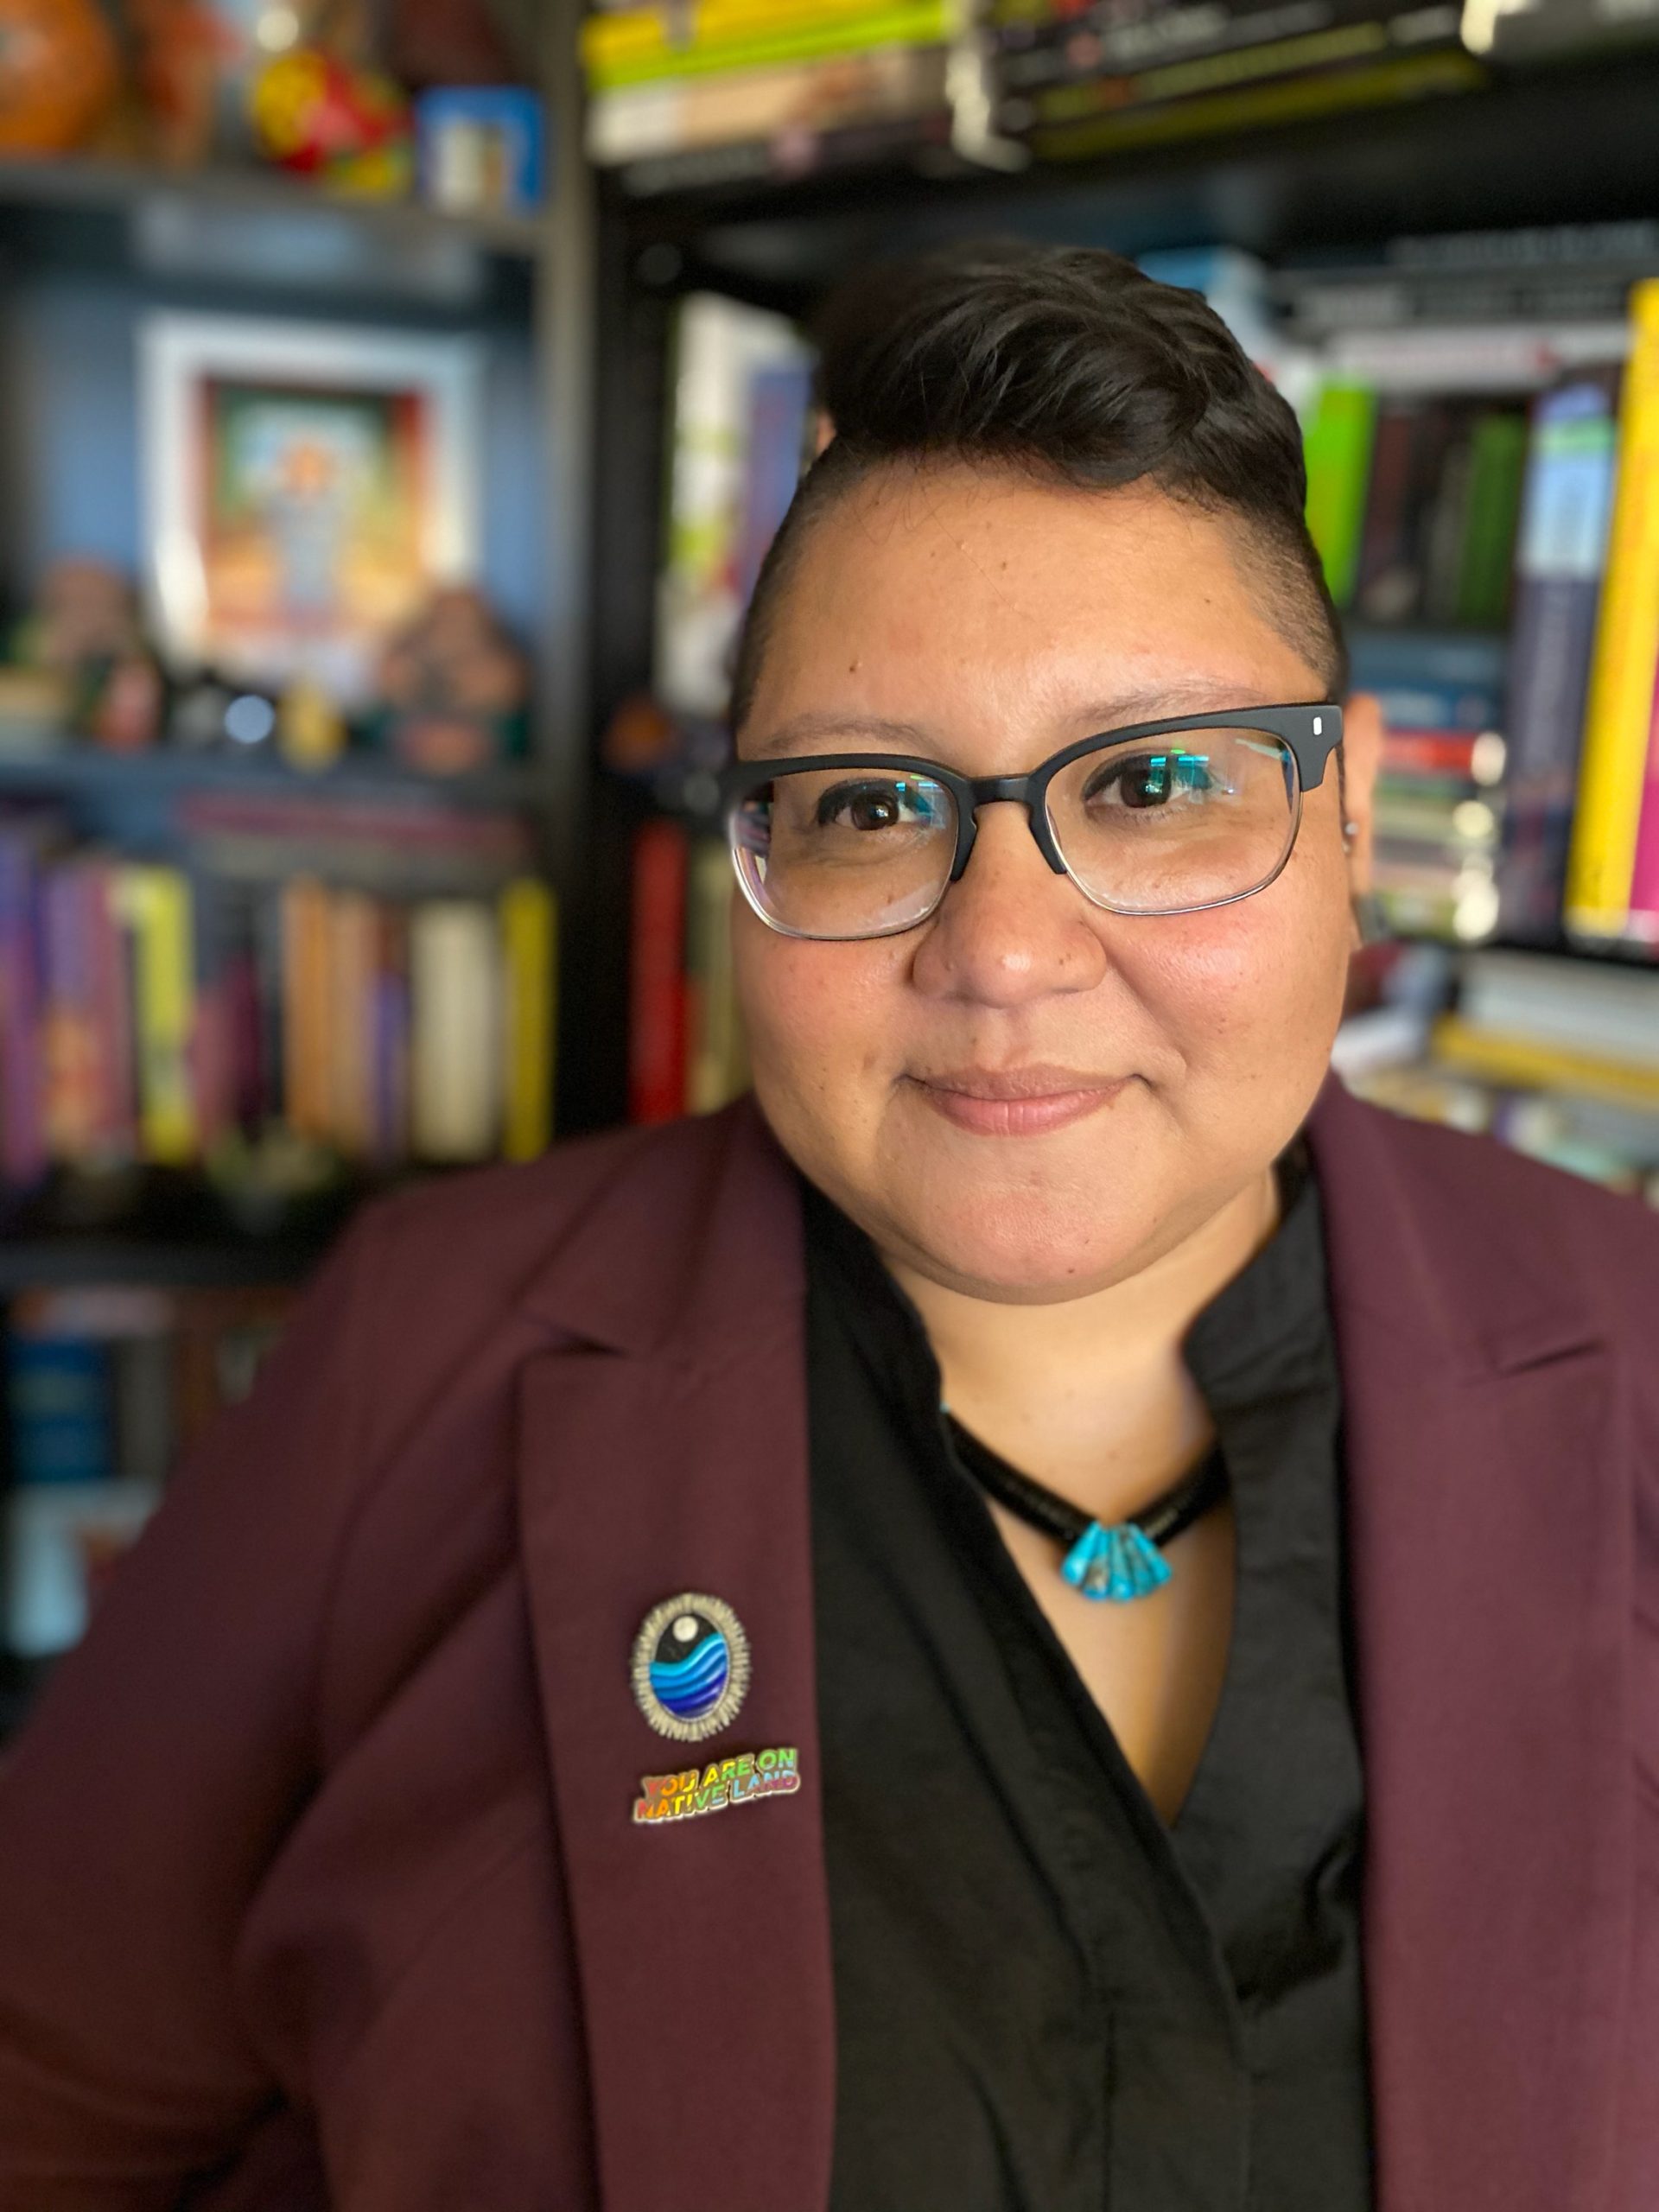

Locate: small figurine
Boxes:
[10,558,165,751]
[371,585,529,774]
[124,0,226,167]
[0,0,120,156]
[249,42,414,196]
[276,673,348,770]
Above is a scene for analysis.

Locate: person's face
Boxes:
[734,463,1382,1302]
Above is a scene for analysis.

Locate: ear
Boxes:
[1338,690,1384,894]
[813,409,835,457]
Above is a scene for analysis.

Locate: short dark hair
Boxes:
[730,242,1347,733]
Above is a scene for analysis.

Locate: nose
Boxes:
[908,798,1110,1007]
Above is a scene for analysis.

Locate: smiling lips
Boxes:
[910,1065,1133,1136]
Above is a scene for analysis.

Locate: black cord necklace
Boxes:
[943,1413,1230,1604]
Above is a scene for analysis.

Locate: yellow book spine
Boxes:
[1432,1014,1659,1111]
[114,865,197,1166]
[500,877,556,1162]
[584,0,956,87]
[1565,276,1659,936]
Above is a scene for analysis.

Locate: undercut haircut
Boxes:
[729,242,1348,735]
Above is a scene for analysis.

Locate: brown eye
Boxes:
[816,779,941,832]
[1083,752,1214,811]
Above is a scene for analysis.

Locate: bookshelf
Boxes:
[580,36,1659,1133]
[0,2,601,1700]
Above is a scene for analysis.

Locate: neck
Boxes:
[886,1166,1281,1524]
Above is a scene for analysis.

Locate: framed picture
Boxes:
[139,313,484,706]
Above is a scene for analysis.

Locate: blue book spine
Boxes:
[1497,374,1620,938]
[7,1336,113,1486]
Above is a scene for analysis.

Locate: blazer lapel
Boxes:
[513,1104,835,2212]
[509,1079,1637,2212]
[1308,1077,1635,2212]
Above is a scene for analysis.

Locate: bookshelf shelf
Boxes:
[0,744,556,811]
[0,156,549,262]
[0,1237,327,1295]
[612,52,1659,301]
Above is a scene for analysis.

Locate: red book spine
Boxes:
[628,817,690,1125]
[0,832,47,1190]
[1381,729,1485,779]
[86,861,137,1159]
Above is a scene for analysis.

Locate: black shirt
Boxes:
[803,1146,1373,2211]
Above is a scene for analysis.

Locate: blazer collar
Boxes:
[518,1098,799,1365]
[1307,1071,1633,2212]
[518,1078,1634,2212]
[514,1097,834,2212]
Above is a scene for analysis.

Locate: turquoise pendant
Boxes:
[1060,1520,1172,1603]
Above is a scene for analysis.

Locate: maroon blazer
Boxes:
[0,1072,1655,2212]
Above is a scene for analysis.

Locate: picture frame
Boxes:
[138,313,485,707]
[416,87,547,215]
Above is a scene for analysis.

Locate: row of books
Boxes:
[580,0,967,190]
[0,810,556,1193]
[583,0,1659,195]
[3,1281,290,1658]
[986,0,1481,163]
[629,817,748,1123]
[1300,270,1659,950]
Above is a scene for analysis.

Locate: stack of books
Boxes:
[984,0,1481,163]
[1347,949,1659,1199]
[1347,627,1509,943]
[4,1281,289,1658]
[0,801,556,1194]
[581,0,968,192]
[629,819,748,1124]
[1294,292,1639,949]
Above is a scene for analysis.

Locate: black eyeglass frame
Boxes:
[719,702,1344,938]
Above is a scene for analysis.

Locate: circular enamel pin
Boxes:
[631,1593,751,1743]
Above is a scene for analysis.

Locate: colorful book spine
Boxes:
[656,292,814,717]
[1303,381,1377,608]
[1453,409,1529,628]
[587,43,949,162]
[0,829,47,1188]
[1497,374,1619,939]
[112,865,197,1166]
[370,904,410,1167]
[327,889,378,1160]
[1624,696,1659,933]
[683,836,744,1115]
[500,875,557,1161]
[1566,276,1659,937]
[279,876,334,1144]
[630,817,690,1125]
[410,901,501,1163]
[582,0,958,90]
[735,359,816,610]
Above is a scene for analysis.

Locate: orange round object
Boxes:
[0,0,120,156]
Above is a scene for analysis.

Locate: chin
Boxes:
[879,1178,1166,1303]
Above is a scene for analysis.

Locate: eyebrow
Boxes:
[741,682,1291,760]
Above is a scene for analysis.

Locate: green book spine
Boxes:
[1454,410,1529,628]
[587,3,954,89]
[1303,382,1378,609]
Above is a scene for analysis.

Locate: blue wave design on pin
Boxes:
[650,1631,731,1718]
[1061,1521,1171,1603]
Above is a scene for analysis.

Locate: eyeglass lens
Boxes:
[731,728,1300,940]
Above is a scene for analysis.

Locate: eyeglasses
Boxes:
[720,703,1343,943]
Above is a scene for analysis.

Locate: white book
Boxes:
[410,900,502,1162]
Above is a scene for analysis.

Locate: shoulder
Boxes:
[1321,1080,1659,1341]
[353,1109,737,1292]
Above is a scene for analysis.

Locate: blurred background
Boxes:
[3,0,1659,1725]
